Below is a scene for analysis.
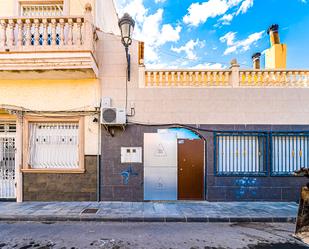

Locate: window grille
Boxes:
[0,124,16,199]
[215,134,267,175]
[21,4,64,17]
[272,134,309,175]
[28,123,79,169]
[0,124,16,133]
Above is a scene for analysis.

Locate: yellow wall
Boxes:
[0,78,100,155]
[265,44,287,69]
[0,112,16,120]
[0,79,100,111]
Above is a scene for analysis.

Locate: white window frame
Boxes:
[22,117,84,173]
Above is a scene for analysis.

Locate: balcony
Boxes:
[0,5,97,79]
[141,67,309,88]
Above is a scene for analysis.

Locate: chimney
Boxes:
[267,24,280,46]
[265,24,287,69]
[252,52,261,69]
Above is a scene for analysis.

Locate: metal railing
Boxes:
[272,134,309,175]
[28,123,79,169]
[0,127,15,199]
[214,133,267,176]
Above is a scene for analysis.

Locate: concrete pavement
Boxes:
[0,201,298,223]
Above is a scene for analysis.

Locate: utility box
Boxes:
[121,147,142,163]
[143,133,178,201]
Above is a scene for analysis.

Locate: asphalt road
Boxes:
[0,222,308,249]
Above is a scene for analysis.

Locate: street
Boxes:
[0,222,308,249]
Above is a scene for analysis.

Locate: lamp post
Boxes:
[118,13,135,82]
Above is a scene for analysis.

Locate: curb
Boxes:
[0,216,297,223]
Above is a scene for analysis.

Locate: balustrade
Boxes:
[145,70,231,87]
[144,69,309,88]
[0,5,93,52]
[240,70,309,87]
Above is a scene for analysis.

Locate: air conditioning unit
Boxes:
[101,107,126,125]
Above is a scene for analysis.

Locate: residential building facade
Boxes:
[0,0,308,203]
[0,0,118,201]
[99,24,309,202]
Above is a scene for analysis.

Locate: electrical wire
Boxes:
[0,104,99,117]
[127,120,219,133]
[127,120,309,134]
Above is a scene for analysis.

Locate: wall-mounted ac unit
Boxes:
[101,107,126,125]
[100,97,126,125]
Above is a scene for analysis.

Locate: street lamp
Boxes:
[118,13,135,81]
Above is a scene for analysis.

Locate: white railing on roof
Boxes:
[145,69,231,87]
[240,70,309,87]
[142,67,309,88]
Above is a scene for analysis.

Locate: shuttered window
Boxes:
[215,134,267,175]
[21,4,64,17]
[28,123,79,169]
[272,135,309,175]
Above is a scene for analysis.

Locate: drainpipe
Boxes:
[96,111,101,202]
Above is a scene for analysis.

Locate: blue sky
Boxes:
[115,0,309,69]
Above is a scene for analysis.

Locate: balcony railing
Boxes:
[0,4,97,78]
[142,67,309,88]
[0,16,92,52]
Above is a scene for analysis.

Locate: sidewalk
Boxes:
[0,201,298,223]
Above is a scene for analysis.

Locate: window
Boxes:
[215,133,267,175]
[20,2,64,17]
[0,123,16,133]
[272,134,309,175]
[23,117,84,173]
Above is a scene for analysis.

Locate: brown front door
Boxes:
[178,139,204,200]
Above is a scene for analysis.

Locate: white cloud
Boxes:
[155,0,167,3]
[115,0,181,63]
[183,0,254,26]
[236,0,254,15]
[171,39,205,60]
[220,32,237,46]
[183,0,230,26]
[190,62,226,69]
[159,24,182,46]
[219,14,234,25]
[301,0,307,3]
[116,0,147,23]
[220,31,264,55]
